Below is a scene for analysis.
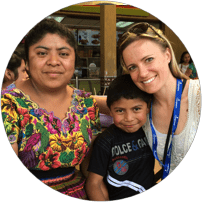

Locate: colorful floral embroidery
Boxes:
[18,108,30,127]
[72,142,88,166]
[1,84,101,170]
[49,134,69,152]
[39,147,61,171]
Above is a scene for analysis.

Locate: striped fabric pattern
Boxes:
[41,170,87,199]
[107,174,146,193]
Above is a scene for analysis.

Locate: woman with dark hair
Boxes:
[178,51,198,79]
[1,19,101,199]
[178,51,192,74]
[2,47,27,89]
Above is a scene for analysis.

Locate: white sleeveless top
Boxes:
[142,79,201,174]
[179,64,189,74]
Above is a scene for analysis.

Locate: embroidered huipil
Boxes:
[1,83,101,171]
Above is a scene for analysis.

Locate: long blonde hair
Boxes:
[118,22,189,80]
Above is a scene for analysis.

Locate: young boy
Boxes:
[86,74,155,200]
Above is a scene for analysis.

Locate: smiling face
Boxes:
[122,38,171,94]
[27,33,75,90]
[110,97,149,133]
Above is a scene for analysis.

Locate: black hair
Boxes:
[24,18,78,64]
[179,51,193,64]
[6,44,26,79]
[107,74,152,109]
[14,44,26,63]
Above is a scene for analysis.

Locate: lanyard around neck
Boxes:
[149,78,183,179]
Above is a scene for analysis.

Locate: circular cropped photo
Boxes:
[1,0,201,201]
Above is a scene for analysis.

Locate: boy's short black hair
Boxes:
[107,74,152,109]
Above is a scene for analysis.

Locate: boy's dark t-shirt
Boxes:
[88,124,155,200]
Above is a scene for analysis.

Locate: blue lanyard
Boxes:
[149,79,183,179]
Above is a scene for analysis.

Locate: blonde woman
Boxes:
[96,22,201,180]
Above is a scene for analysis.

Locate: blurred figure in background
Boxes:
[178,51,192,74]
[185,62,198,79]
[2,45,28,89]
[178,51,198,79]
